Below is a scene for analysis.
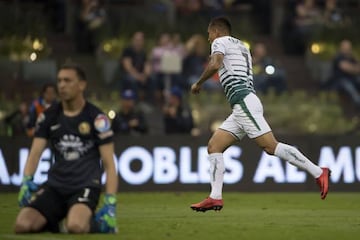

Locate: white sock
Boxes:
[208,153,225,200]
[274,143,322,178]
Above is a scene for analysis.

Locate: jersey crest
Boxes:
[79,121,91,135]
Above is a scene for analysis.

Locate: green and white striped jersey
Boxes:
[211,36,255,106]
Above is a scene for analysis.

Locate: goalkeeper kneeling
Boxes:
[14,63,118,234]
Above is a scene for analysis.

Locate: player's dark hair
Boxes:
[209,16,232,34]
[59,63,87,81]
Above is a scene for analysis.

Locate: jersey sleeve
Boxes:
[93,113,114,145]
[34,112,51,139]
[27,102,38,129]
[211,38,226,55]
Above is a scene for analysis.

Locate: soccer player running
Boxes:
[190,17,331,212]
[14,63,118,233]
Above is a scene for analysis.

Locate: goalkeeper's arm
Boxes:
[96,142,118,233]
[23,138,47,176]
[99,142,118,195]
[18,138,47,207]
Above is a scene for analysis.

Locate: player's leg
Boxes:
[254,132,330,199]
[254,131,323,176]
[243,93,330,199]
[254,132,322,175]
[66,204,93,233]
[65,187,100,233]
[207,129,237,200]
[14,184,66,233]
[14,207,47,233]
[191,114,241,212]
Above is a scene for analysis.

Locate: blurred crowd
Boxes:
[322,39,360,112]
[2,84,196,137]
[0,0,359,136]
[3,27,360,137]
[281,0,352,55]
[1,29,289,137]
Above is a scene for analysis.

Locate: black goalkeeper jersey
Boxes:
[35,101,113,193]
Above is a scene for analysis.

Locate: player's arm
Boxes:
[95,142,118,233]
[339,60,360,75]
[99,142,118,194]
[18,137,47,207]
[191,53,223,94]
[144,60,152,77]
[24,138,47,176]
[198,53,223,85]
[122,57,141,80]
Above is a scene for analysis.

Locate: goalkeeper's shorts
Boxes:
[28,184,100,232]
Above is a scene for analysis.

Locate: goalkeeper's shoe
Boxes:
[190,197,223,212]
[316,167,331,200]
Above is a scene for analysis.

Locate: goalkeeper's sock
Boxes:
[209,153,225,200]
[274,142,322,178]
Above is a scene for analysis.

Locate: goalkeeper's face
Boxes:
[57,69,86,101]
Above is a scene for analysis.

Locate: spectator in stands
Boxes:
[4,101,30,137]
[174,0,202,15]
[27,83,57,137]
[294,0,321,33]
[75,0,108,54]
[284,0,321,55]
[327,39,360,109]
[150,32,185,105]
[171,33,186,58]
[150,32,174,104]
[183,34,221,91]
[295,0,321,24]
[252,42,287,94]
[112,89,148,136]
[321,0,350,28]
[120,31,152,102]
[163,86,194,134]
[169,33,186,89]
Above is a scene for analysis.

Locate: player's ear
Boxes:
[215,28,221,37]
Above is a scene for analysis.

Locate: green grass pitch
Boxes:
[1,192,360,240]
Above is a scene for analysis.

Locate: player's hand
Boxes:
[191,82,201,94]
[18,176,38,207]
[95,194,117,233]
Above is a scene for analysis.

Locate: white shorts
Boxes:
[219,93,271,140]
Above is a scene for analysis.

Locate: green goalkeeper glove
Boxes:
[18,176,38,207]
[95,194,117,233]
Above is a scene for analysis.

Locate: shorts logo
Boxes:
[94,114,110,133]
[50,124,61,131]
[77,197,89,202]
[31,188,45,202]
[79,121,91,135]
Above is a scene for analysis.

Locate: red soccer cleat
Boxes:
[316,167,331,200]
[190,197,223,212]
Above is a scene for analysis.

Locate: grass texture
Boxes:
[0,192,359,240]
